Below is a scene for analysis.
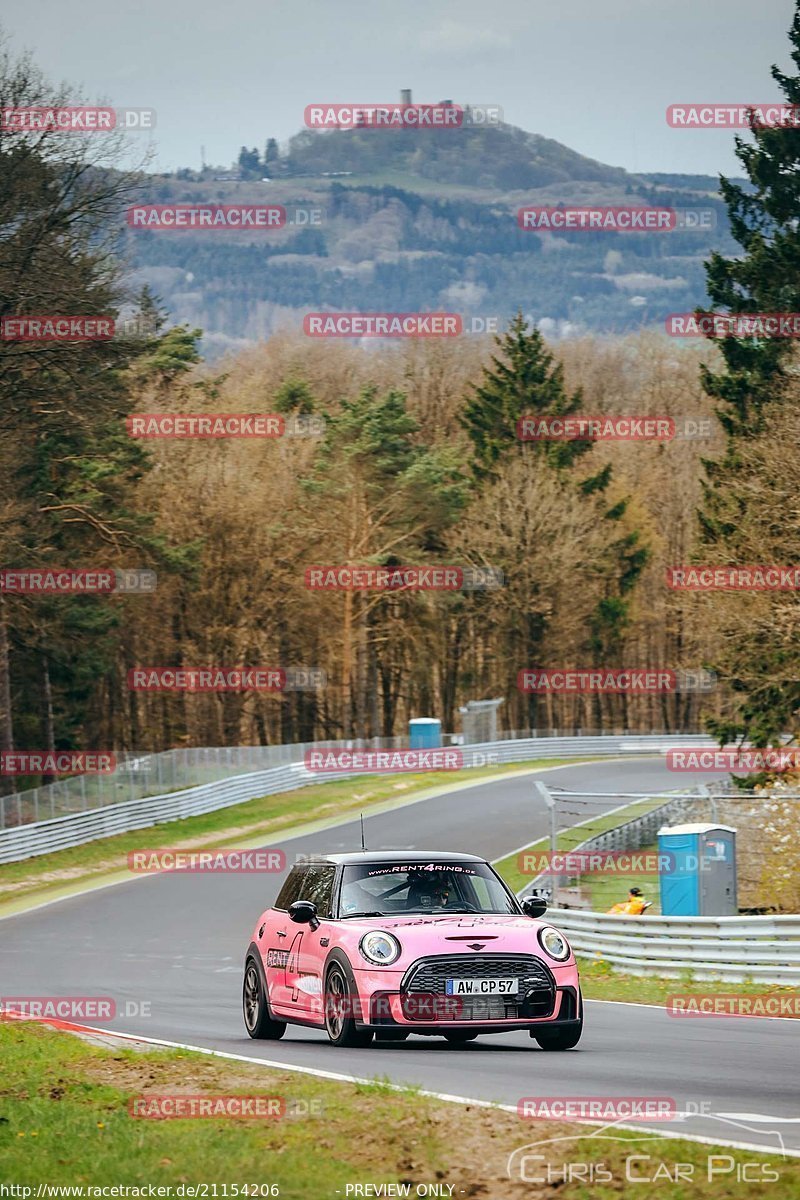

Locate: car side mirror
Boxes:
[522,895,548,919]
[289,900,320,930]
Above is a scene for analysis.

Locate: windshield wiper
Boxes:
[341,910,385,918]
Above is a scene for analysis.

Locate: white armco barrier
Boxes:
[0,732,718,865]
[548,908,800,986]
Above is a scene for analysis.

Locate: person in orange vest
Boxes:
[608,886,648,915]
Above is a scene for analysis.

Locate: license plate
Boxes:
[445,977,518,996]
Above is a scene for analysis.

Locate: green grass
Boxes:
[579,958,800,1008]
[1,1021,798,1197]
[0,759,594,910]
[577,840,661,912]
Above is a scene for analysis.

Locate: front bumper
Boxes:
[353,953,580,1033]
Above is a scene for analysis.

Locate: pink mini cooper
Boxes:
[243,851,582,1049]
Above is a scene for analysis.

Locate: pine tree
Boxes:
[460,313,589,478]
[698,2,800,745]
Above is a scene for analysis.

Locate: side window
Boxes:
[297,865,336,919]
[274,867,306,911]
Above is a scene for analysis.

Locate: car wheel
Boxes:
[243,957,286,1040]
[534,1003,583,1051]
[443,1031,479,1045]
[324,963,374,1047]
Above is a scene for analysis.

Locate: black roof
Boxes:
[301,850,486,866]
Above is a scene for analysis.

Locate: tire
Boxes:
[443,1030,479,1045]
[243,957,287,1040]
[534,1006,583,1051]
[324,963,374,1047]
[374,1029,410,1042]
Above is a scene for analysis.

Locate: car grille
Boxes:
[401,954,555,1022]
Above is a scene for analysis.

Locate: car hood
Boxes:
[349,912,552,947]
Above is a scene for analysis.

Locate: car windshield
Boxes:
[338,861,519,917]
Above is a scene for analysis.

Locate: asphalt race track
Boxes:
[1,758,798,1157]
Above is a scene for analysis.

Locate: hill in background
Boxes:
[124,117,738,358]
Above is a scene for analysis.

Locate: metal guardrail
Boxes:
[549,908,800,986]
[0,729,711,829]
[0,733,718,865]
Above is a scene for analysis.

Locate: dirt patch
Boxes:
[70,1029,575,1198]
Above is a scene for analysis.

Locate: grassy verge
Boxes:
[577,840,660,911]
[0,759,591,912]
[579,958,800,1008]
[1,1021,797,1198]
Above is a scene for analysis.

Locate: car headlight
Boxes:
[538,925,571,962]
[359,931,401,966]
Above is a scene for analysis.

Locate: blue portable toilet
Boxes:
[409,718,442,749]
[658,823,737,917]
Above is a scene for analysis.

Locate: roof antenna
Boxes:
[360,813,367,852]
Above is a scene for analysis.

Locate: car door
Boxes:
[291,864,337,1017]
[263,865,306,1013]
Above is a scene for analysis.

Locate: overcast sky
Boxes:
[4,0,797,176]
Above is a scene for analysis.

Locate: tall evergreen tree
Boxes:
[460,314,590,478]
[698,3,800,745]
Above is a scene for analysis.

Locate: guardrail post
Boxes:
[533,780,558,894]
